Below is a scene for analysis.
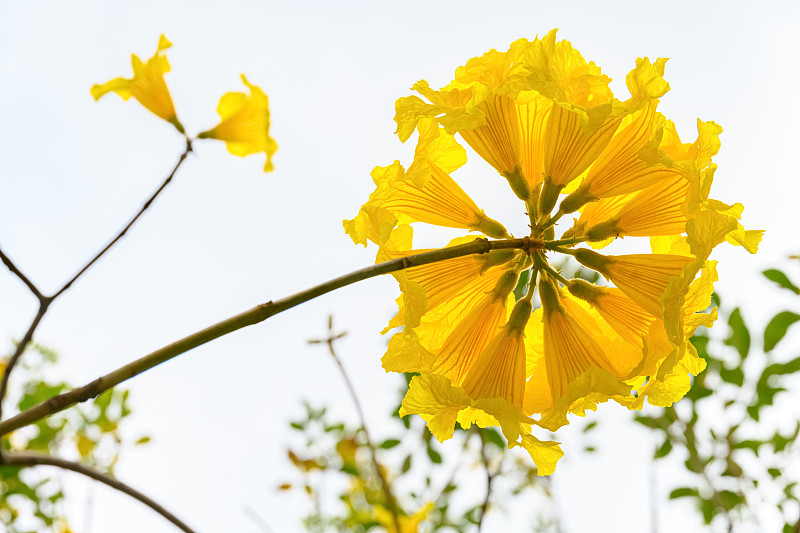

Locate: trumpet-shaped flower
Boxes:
[198,75,278,172]
[91,35,184,133]
[347,30,761,474]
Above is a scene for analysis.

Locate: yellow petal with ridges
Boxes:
[537,367,631,431]
[91,35,182,132]
[382,330,434,374]
[430,297,508,386]
[542,298,618,401]
[612,175,691,237]
[514,435,564,476]
[406,118,467,187]
[603,253,695,320]
[462,328,527,407]
[198,75,277,172]
[543,105,621,187]
[399,374,470,442]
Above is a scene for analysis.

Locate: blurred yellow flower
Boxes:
[198,75,278,172]
[91,35,184,133]
[348,30,762,475]
[375,502,434,533]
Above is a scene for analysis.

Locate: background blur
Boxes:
[1,1,798,531]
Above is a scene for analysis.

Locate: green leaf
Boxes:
[733,439,763,454]
[633,415,668,430]
[722,458,743,477]
[700,498,716,524]
[480,428,505,449]
[401,455,412,473]
[764,311,800,352]
[340,464,358,476]
[720,490,744,510]
[427,446,442,464]
[768,468,781,479]
[723,308,750,360]
[763,269,800,295]
[749,356,800,420]
[719,366,745,386]
[669,487,699,499]
[513,268,531,301]
[654,438,673,458]
[378,439,401,450]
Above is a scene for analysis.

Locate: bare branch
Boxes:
[0,142,192,424]
[4,452,196,533]
[310,316,402,532]
[0,303,49,423]
[476,429,496,533]
[0,247,46,300]
[53,140,192,300]
[0,237,530,437]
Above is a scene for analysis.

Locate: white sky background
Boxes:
[0,1,799,532]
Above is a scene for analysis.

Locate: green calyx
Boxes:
[492,270,521,301]
[567,278,602,306]
[502,164,531,201]
[538,180,564,217]
[537,275,562,317]
[574,249,612,278]
[586,219,621,242]
[472,212,511,239]
[507,298,533,336]
[560,184,596,214]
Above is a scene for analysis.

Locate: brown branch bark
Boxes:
[4,452,196,533]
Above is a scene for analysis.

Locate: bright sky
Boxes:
[1,1,799,532]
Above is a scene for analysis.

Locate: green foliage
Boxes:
[723,308,750,360]
[763,269,800,295]
[764,311,800,352]
[281,376,561,532]
[633,263,800,531]
[0,344,144,533]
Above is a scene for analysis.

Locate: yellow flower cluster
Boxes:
[91,35,277,172]
[345,29,762,475]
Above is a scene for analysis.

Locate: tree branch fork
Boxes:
[0,143,530,533]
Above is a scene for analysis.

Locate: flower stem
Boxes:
[538,209,564,232]
[545,236,586,249]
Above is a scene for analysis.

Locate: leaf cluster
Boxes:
[280,376,560,533]
[0,345,145,533]
[634,266,800,531]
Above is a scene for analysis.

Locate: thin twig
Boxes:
[0,237,531,437]
[0,142,192,426]
[3,452,195,533]
[52,140,192,300]
[0,247,46,300]
[0,303,50,425]
[309,316,403,533]
[476,429,496,533]
[667,406,735,532]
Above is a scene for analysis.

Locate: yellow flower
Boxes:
[198,75,278,172]
[375,502,434,533]
[91,35,184,133]
[349,30,761,474]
